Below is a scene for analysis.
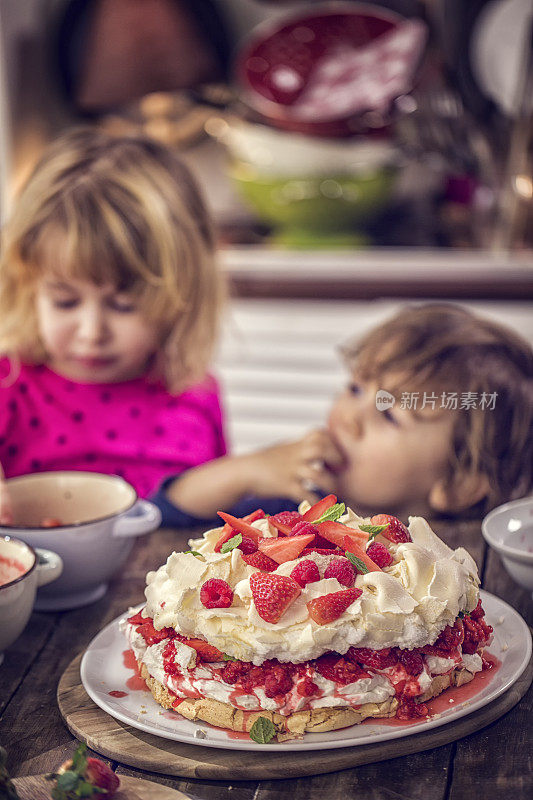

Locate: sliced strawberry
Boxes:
[302,494,337,521]
[268,511,301,536]
[217,511,262,545]
[317,520,368,550]
[307,587,362,625]
[127,609,147,625]
[343,536,382,573]
[242,551,279,572]
[176,635,224,662]
[214,527,238,552]
[371,514,411,543]
[258,533,315,564]
[250,572,301,623]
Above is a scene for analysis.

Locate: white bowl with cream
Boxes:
[0,471,162,611]
[0,536,63,664]
[482,496,533,595]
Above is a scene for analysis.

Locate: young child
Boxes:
[157,304,533,525]
[0,127,226,524]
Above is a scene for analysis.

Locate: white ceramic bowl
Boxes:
[0,536,63,664]
[0,472,162,611]
[482,496,533,596]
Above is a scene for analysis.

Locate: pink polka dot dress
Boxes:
[0,358,227,498]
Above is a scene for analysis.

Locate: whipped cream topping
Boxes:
[142,509,480,665]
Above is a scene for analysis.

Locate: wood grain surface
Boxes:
[12,773,190,800]
[1,520,532,800]
[57,651,532,781]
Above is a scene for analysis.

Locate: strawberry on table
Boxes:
[307,588,362,625]
[52,743,120,799]
[250,572,301,623]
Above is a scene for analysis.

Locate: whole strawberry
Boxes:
[250,572,301,623]
[48,743,119,799]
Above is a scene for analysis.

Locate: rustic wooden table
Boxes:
[1,520,531,800]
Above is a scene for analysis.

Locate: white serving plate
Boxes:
[80,590,531,751]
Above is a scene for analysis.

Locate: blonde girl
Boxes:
[0,127,226,523]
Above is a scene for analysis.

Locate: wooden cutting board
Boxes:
[56,652,532,780]
[12,773,189,799]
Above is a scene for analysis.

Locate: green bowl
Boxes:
[230,163,397,237]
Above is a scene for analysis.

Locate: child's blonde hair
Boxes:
[342,304,533,514]
[0,127,224,391]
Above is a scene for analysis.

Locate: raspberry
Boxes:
[238,536,258,554]
[314,652,368,685]
[200,578,234,609]
[428,619,465,654]
[242,551,278,571]
[371,514,411,543]
[272,511,302,526]
[264,665,294,698]
[290,520,319,537]
[324,558,356,587]
[221,660,253,684]
[462,615,493,654]
[366,542,393,568]
[291,559,320,587]
[250,572,301,623]
[269,512,302,536]
[307,587,362,625]
[397,649,424,676]
[297,676,319,696]
[348,647,398,670]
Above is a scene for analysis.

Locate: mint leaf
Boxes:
[56,771,78,791]
[313,503,346,524]
[183,550,203,558]
[458,610,465,618]
[346,551,369,574]
[249,716,276,744]
[77,783,101,798]
[220,533,242,553]
[223,653,238,661]
[71,743,87,774]
[358,523,389,542]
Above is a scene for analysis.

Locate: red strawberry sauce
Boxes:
[122,649,150,692]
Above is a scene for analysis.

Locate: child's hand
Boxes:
[246,429,345,505]
[0,465,13,526]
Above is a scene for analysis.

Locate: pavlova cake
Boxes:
[121,496,493,742]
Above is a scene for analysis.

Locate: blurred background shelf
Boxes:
[221,246,533,299]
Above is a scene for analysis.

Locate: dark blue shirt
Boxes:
[151,475,299,529]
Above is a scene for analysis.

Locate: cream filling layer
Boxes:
[120,620,483,717]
